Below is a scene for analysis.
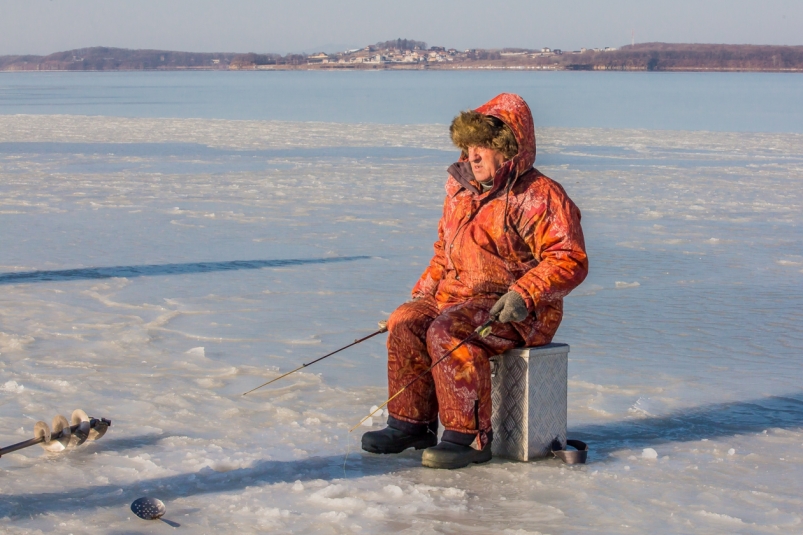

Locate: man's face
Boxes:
[468,146,507,183]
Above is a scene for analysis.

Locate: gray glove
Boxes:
[489,291,529,323]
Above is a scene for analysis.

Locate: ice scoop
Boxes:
[131,497,180,527]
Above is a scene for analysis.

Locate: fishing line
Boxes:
[343,429,351,479]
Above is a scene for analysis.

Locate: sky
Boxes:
[1,0,801,56]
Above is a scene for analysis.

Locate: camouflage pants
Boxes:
[386,295,524,449]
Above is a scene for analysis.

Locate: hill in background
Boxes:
[0,47,235,71]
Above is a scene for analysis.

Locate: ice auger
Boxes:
[0,409,111,458]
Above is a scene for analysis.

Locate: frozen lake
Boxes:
[0,79,802,532]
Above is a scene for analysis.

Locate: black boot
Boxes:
[421,432,492,469]
[361,416,437,454]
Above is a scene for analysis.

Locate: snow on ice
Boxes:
[0,115,801,533]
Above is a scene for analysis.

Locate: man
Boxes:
[362,93,588,469]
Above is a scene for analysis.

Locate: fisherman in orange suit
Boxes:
[362,93,589,469]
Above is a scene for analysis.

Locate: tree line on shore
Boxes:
[2,43,803,72]
[562,43,803,71]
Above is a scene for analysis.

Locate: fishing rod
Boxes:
[242,320,389,396]
[350,318,495,432]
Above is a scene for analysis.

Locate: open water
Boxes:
[2,70,803,131]
[0,71,801,533]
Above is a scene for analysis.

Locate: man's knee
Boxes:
[388,299,435,339]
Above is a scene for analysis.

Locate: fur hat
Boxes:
[449,110,518,160]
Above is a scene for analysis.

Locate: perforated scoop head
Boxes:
[131,497,166,520]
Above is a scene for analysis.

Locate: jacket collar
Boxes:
[447,160,520,198]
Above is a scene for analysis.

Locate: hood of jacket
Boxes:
[448,93,537,196]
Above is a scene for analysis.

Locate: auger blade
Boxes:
[69,409,91,447]
[1,412,112,459]
[42,415,71,452]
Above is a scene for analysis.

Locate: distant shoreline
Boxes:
[3,66,802,73]
[3,43,803,73]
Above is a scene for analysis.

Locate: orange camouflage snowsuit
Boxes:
[386,93,588,449]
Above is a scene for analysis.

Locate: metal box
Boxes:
[490,343,569,461]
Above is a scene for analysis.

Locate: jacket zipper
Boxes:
[447,203,476,280]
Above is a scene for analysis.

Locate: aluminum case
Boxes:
[490,343,569,461]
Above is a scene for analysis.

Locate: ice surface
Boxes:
[641,448,658,460]
[0,115,801,533]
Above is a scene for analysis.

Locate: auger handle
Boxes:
[0,436,43,457]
